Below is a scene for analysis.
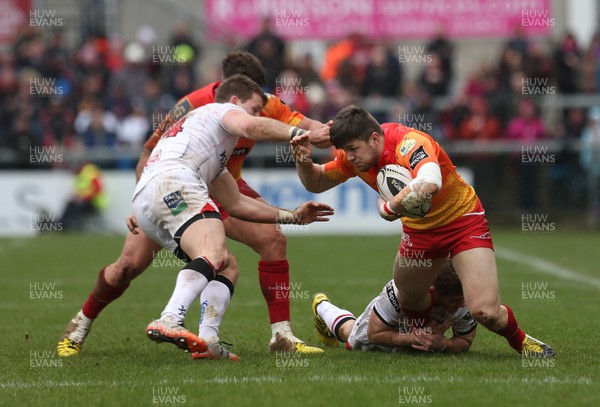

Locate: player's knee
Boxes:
[109,257,142,285]
[204,251,229,272]
[471,305,500,329]
[256,228,287,258]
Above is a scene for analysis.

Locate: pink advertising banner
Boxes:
[204,0,554,40]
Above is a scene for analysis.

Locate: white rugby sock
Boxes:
[161,269,210,323]
[317,301,355,341]
[198,276,234,342]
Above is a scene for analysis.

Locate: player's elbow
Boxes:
[304,183,325,194]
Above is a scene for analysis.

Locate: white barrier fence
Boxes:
[0,168,472,237]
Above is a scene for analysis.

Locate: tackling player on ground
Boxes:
[312,260,477,353]
[293,105,555,358]
[58,52,331,357]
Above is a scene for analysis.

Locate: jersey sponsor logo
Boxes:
[409,146,429,169]
[171,98,192,121]
[385,281,401,313]
[399,138,417,156]
[231,147,250,157]
[163,190,188,216]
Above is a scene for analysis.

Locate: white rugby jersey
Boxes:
[134,103,245,195]
[372,280,477,336]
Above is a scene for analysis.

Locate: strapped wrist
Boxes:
[276,208,296,224]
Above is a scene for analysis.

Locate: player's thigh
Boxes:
[179,218,228,266]
[451,247,500,316]
[393,252,446,307]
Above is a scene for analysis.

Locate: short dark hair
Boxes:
[433,259,463,296]
[221,51,267,88]
[215,74,267,105]
[329,105,383,148]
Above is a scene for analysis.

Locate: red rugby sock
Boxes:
[82,268,130,319]
[258,260,290,324]
[495,304,526,351]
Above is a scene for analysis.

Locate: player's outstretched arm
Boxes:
[210,171,334,225]
[223,109,310,143]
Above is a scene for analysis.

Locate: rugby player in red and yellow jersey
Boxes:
[58,52,330,358]
[294,105,555,358]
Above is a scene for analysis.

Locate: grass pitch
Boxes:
[1,229,599,406]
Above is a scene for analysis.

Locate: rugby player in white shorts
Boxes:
[311,260,476,353]
[130,74,334,360]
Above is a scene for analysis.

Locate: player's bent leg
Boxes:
[452,248,555,357]
[147,218,228,354]
[104,230,161,286]
[311,293,354,346]
[193,253,240,361]
[58,231,160,357]
[224,214,323,353]
[393,253,446,327]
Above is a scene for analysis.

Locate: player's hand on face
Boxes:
[292,201,335,224]
[126,215,139,235]
[309,120,333,148]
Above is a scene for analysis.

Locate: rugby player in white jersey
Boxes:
[312,260,476,353]
[131,74,334,360]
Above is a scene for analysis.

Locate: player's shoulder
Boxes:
[261,93,292,114]
[184,81,220,107]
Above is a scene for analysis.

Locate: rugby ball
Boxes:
[377,164,412,201]
[376,164,431,218]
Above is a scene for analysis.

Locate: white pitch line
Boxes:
[495,246,600,290]
[1,375,593,389]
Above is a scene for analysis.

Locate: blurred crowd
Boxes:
[1,20,600,177]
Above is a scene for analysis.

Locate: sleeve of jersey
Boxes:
[322,150,355,183]
[394,132,440,178]
[143,96,195,151]
[262,94,304,126]
[450,308,477,336]
[372,281,401,328]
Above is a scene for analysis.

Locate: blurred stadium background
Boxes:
[1,0,600,237]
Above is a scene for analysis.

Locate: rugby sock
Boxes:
[161,257,216,323]
[316,301,355,342]
[258,260,290,324]
[495,304,526,352]
[82,267,130,319]
[198,275,234,341]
